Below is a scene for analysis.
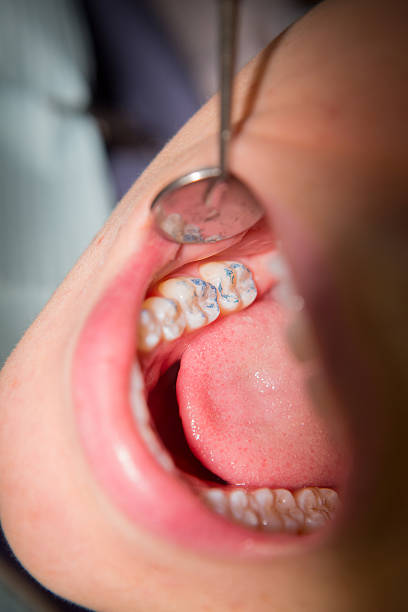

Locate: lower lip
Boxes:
[72,232,322,557]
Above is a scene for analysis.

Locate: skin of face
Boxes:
[0,0,408,610]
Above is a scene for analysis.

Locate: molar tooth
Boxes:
[141,297,185,346]
[228,262,257,308]
[202,488,229,516]
[271,489,303,533]
[199,262,240,314]
[280,513,302,533]
[303,511,329,533]
[158,277,219,330]
[229,489,249,520]
[202,486,339,534]
[250,488,282,531]
[295,487,338,514]
[319,488,339,513]
[294,488,339,533]
[241,508,259,527]
[294,487,320,513]
[288,506,306,523]
[138,307,161,352]
[228,489,259,527]
[189,278,220,323]
[272,488,296,512]
[199,261,257,314]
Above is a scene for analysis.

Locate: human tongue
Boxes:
[177,295,347,489]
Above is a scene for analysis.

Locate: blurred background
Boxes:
[0,0,315,609]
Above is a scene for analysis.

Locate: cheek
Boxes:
[0,382,153,610]
[0,370,89,596]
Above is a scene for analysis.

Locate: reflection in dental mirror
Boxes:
[151,169,264,243]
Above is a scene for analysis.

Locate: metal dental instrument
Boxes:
[151,0,264,244]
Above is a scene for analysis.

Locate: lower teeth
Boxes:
[133,360,340,536]
[200,485,339,534]
[134,354,340,536]
[134,364,339,535]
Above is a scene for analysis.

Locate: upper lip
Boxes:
[72,226,330,558]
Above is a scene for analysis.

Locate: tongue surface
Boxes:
[177,297,347,488]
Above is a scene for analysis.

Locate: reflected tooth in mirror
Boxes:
[251,487,273,510]
[158,277,220,330]
[199,261,257,315]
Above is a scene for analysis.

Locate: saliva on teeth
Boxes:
[138,261,257,352]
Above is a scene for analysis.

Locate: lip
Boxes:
[73,227,327,558]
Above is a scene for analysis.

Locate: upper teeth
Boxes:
[138,261,257,352]
[199,261,257,314]
[138,297,186,352]
[158,277,220,331]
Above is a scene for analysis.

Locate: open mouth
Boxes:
[73,217,351,557]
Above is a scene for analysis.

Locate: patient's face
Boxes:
[1,1,408,610]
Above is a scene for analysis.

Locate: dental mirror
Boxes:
[151,0,264,244]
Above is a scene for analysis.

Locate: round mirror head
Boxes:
[151,167,264,244]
